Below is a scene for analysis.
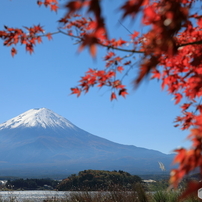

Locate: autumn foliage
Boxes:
[1,0,202,198]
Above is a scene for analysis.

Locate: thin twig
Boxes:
[118,20,133,34]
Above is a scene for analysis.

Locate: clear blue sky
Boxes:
[0,0,191,154]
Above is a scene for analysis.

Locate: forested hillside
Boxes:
[57,170,142,191]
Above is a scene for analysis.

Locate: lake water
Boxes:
[0,190,70,201]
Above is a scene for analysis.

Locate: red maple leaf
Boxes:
[46,33,52,40]
[11,47,17,57]
[71,87,81,97]
[174,93,183,105]
[37,1,43,6]
[79,34,99,57]
[180,103,192,111]
[110,92,117,101]
[117,66,124,73]
[120,0,144,19]
[65,1,83,15]
[104,52,115,61]
[26,44,34,54]
[119,89,128,98]
[50,4,58,12]
[123,61,131,65]
[197,17,202,27]
[130,31,139,40]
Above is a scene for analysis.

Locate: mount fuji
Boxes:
[0,108,174,177]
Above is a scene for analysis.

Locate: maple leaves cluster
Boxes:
[0,24,52,56]
[58,4,135,100]
[1,0,202,198]
[71,52,130,100]
[37,0,59,12]
[152,10,202,194]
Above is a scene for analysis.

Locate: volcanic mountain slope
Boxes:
[0,108,174,177]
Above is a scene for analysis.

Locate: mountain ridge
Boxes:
[0,108,174,177]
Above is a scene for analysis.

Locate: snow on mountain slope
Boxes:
[0,108,76,129]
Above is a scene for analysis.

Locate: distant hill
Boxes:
[0,108,174,177]
[57,169,142,191]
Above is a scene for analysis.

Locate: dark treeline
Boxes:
[6,178,59,190]
[4,170,143,191]
[57,169,142,191]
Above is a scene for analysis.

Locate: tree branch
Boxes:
[178,40,202,47]
[9,28,202,55]
[58,29,144,53]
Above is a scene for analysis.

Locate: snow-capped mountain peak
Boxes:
[0,108,76,129]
